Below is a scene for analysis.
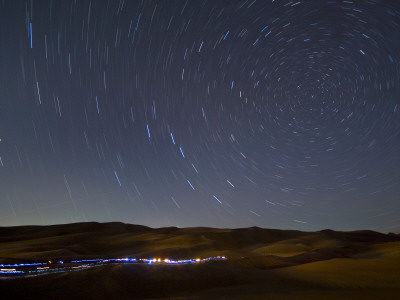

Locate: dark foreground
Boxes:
[1,222,400,299]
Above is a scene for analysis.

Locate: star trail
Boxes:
[1,0,399,232]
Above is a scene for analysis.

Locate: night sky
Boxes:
[1,0,400,232]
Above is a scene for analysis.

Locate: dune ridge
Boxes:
[0,222,399,299]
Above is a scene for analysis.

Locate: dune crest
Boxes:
[1,222,400,299]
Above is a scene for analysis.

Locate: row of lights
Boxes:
[0,256,227,275]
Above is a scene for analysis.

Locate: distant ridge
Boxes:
[0,222,398,263]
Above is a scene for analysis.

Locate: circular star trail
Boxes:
[1,0,400,232]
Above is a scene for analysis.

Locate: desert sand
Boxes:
[0,222,399,299]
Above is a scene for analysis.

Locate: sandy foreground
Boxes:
[0,222,399,299]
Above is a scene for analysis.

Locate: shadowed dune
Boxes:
[0,222,400,299]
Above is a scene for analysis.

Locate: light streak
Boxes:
[29,22,33,48]
[213,195,222,204]
[0,256,227,277]
[179,146,185,158]
[146,124,151,138]
[170,132,175,144]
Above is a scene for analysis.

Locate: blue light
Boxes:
[0,256,227,277]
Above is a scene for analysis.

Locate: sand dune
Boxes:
[0,222,399,299]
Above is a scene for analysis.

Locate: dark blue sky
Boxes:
[1,0,400,232]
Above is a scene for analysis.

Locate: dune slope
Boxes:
[0,222,399,299]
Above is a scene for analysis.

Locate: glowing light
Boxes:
[0,256,227,277]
